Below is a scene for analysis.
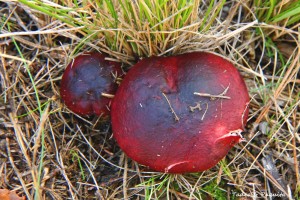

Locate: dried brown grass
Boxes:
[0,0,299,199]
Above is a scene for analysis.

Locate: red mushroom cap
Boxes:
[111,52,249,173]
[60,52,122,116]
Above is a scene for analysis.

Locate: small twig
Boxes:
[101,93,115,98]
[201,102,209,121]
[162,93,179,122]
[123,156,128,200]
[6,138,31,199]
[111,71,122,84]
[194,85,231,100]
[242,146,289,197]
[194,92,231,100]
[262,155,288,193]
[189,102,202,112]
[169,188,193,199]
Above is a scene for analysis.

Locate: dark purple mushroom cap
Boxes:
[60,52,122,116]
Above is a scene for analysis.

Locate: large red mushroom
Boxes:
[111,52,249,173]
[60,52,122,116]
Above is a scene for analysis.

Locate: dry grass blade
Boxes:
[0,0,299,199]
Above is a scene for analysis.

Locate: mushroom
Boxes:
[60,52,122,116]
[111,52,249,173]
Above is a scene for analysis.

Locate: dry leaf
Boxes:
[277,42,296,58]
[0,189,25,200]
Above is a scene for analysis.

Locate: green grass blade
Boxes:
[104,0,119,26]
[265,0,277,22]
[199,0,215,31]
[8,22,50,200]
[202,0,226,32]
[18,0,77,27]
[139,1,154,26]
[272,2,300,22]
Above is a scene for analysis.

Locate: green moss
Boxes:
[202,180,227,200]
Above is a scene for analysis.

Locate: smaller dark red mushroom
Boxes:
[60,52,122,116]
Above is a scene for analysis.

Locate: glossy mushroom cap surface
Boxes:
[111,52,249,173]
[60,52,122,116]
